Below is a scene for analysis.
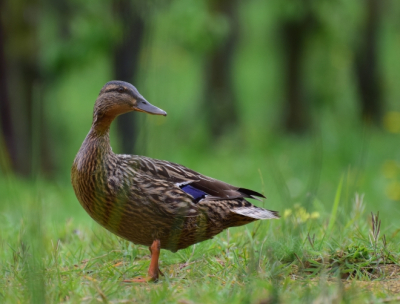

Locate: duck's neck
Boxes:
[80,131,111,160]
[81,116,115,157]
[92,112,115,135]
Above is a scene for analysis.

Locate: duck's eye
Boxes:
[117,87,125,93]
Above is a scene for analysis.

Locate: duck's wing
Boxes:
[134,156,267,202]
[124,155,280,220]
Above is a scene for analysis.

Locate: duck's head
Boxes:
[93,81,166,127]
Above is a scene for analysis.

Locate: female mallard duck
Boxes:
[71,80,279,282]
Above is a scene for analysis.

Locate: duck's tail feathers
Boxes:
[237,188,266,201]
[231,206,280,220]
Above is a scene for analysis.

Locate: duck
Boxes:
[71,80,279,282]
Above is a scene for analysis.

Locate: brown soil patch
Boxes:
[342,264,400,294]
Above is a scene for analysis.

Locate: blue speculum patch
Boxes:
[180,184,207,202]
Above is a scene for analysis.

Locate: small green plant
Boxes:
[370,212,381,260]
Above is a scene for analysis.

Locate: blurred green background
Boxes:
[1,0,400,225]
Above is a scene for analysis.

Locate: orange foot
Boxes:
[123,276,154,283]
[123,268,164,283]
[123,240,163,283]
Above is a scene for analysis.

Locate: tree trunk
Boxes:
[204,0,239,141]
[282,21,309,133]
[0,1,52,176]
[355,0,382,124]
[112,0,145,154]
[0,9,14,173]
[1,2,34,176]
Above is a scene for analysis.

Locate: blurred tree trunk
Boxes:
[355,0,382,124]
[280,4,316,134]
[0,7,14,173]
[204,0,239,141]
[282,21,309,133]
[52,0,72,39]
[112,0,145,154]
[0,1,51,176]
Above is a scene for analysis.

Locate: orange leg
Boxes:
[123,239,163,283]
[148,240,164,278]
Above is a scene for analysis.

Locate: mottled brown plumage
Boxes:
[71,81,279,281]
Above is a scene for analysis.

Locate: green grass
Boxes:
[1,125,400,303]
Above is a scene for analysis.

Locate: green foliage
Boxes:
[165,0,230,53]
[39,0,118,75]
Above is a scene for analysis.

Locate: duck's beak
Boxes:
[134,98,167,116]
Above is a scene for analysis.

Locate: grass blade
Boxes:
[327,175,344,235]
